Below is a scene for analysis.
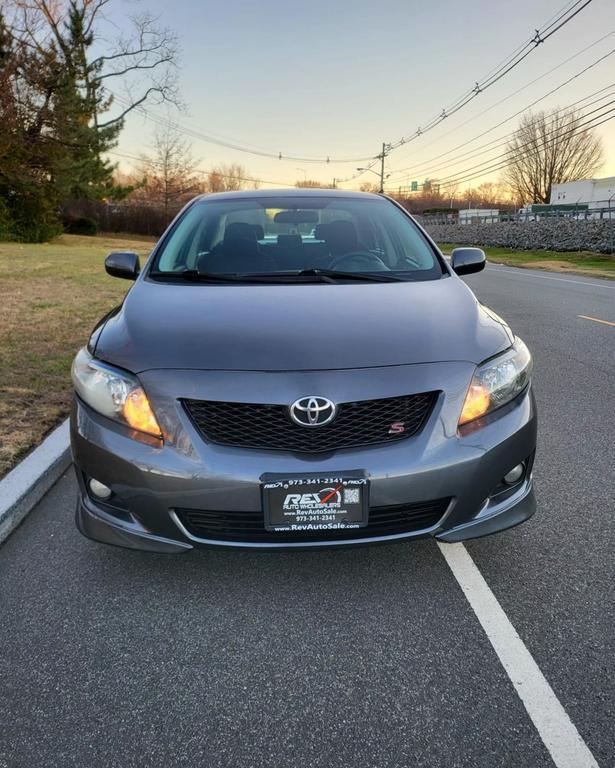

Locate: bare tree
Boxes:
[502,108,604,204]
[207,163,257,192]
[138,126,200,220]
[5,0,180,131]
[443,181,460,200]
[475,181,502,207]
[359,181,379,193]
[422,178,441,197]
[295,179,332,188]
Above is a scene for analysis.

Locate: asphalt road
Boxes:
[1,263,614,768]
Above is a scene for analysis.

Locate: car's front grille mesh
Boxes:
[174,498,451,543]
[182,392,437,453]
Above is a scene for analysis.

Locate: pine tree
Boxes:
[0,0,178,240]
[50,3,124,201]
[0,12,64,240]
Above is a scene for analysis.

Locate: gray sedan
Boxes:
[70,189,536,552]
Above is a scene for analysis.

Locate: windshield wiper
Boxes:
[150,269,289,284]
[150,268,405,284]
[151,269,336,284]
[297,268,406,282]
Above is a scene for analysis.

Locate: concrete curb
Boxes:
[0,419,71,544]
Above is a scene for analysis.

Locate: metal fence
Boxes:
[63,200,178,237]
[418,201,615,226]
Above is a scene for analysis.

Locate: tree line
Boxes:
[127,127,258,221]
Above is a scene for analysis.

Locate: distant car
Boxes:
[70,189,536,552]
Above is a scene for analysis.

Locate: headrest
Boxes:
[314,223,329,240]
[224,222,257,242]
[324,219,359,254]
[251,224,264,240]
[277,234,302,249]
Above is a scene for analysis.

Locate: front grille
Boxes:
[174,498,451,543]
[183,392,437,453]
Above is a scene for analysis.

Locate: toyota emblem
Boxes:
[290,396,336,427]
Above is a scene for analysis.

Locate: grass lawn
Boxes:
[0,234,155,478]
[437,244,615,279]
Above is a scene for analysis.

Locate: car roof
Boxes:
[191,188,385,202]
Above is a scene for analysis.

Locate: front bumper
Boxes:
[71,362,537,552]
[75,473,536,552]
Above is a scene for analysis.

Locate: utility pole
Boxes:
[357,143,389,193]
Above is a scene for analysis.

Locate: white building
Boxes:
[550,176,615,213]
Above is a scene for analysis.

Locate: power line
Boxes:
[113,101,615,196]
[335,162,381,188]
[419,107,614,191]
[436,111,615,191]
[387,83,615,183]
[383,104,615,193]
[388,28,615,170]
[108,150,293,187]
[107,90,374,165]
[105,0,593,174]
[386,46,615,183]
[382,105,615,193]
[470,1,580,87]
[385,0,595,154]
[435,103,615,188]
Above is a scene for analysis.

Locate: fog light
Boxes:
[503,464,524,485]
[89,478,112,500]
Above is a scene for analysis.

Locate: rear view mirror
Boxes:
[105,251,140,280]
[273,210,319,224]
[451,247,486,276]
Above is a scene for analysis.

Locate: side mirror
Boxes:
[451,247,486,276]
[105,251,140,280]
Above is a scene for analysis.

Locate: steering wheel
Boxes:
[329,251,390,271]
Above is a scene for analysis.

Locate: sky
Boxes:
[108,0,615,192]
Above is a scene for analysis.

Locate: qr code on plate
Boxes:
[343,488,360,504]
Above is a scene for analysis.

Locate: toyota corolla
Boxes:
[70,189,537,552]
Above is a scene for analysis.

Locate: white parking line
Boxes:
[486,264,615,290]
[442,255,614,289]
[438,542,599,768]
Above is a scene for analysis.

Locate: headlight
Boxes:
[71,348,162,438]
[459,338,532,426]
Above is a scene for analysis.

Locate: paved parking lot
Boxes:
[1,264,614,767]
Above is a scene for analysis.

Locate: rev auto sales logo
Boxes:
[283,485,343,511]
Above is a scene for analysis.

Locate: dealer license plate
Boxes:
[262,473,368,533]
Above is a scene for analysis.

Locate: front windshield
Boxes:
[152,195,443,281]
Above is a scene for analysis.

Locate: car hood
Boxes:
[94,276,513,372]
